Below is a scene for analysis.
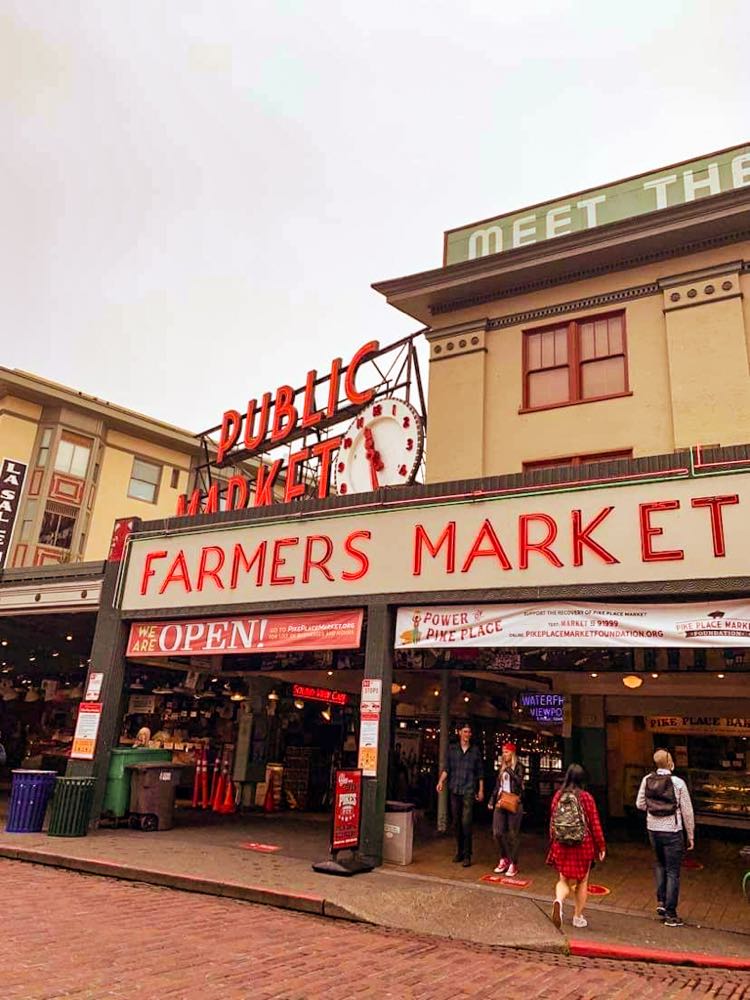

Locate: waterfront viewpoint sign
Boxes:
[444,142,750,265]
[120,471,750,610]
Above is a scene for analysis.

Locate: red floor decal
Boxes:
[682,857,704,870]
[587,883,610,896]
[480,873,532,888]
[239,842,281,853]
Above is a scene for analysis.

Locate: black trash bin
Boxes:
[127,762,183,831]
[5,770,57,833]
[47,776,96,837]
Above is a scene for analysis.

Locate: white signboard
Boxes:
[120,472,750,610]
[70,702,102,760]
[85,672,104,701]
[358,678,383,778]
[396,600,750,649]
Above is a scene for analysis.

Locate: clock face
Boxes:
[334,398,424,496]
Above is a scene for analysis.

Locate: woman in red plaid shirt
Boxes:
[547,763,606,930]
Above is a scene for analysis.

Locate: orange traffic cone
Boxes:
[219,777,236,814]
[192,748,202,808]
[208,753,220,805]
[201,751,210,809]
[263,772,275,813]
[212,763,227,812]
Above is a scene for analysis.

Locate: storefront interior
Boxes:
[0,611,96,785]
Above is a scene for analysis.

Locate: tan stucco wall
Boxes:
[83,431,193,560]
[426,241,750,481]
[0,395,42,466]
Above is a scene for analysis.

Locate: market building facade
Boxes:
[7,142,750,872]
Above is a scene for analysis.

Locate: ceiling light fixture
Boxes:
[294,699,305,710]
[717,673,725,679]
[65,634,73,641]
[651,673,659,679]
[433,689,440,696]
[267,691,279,701]
[590,672,598,678]
[622,675,643,689]
[463,695,470,703]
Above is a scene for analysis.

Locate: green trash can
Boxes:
[48,776,96,837]
[102,748,172,820]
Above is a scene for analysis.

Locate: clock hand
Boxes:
[364,428,383,490]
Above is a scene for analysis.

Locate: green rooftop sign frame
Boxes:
[443,142,750,267]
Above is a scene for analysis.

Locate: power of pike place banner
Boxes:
[395,600,750,649]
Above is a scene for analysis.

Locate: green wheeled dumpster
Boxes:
[102,747,172,823]
[47,776,96,837]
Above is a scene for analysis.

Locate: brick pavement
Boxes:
[1,811,750,962]
[3,860,750,1000]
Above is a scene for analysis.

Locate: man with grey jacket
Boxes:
[636,749,695,927]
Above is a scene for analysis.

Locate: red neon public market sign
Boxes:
[177,341,379,516]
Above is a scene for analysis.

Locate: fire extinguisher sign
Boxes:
[331,769,362,852]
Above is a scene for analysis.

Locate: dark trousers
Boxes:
[494,808,523,865]
[451,791,475,859]
[649,830,684,916]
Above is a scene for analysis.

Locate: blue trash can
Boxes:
[5,770,57,833]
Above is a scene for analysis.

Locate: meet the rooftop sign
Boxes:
[444,142,750,266]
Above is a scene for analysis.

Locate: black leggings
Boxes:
[494,808,523,864]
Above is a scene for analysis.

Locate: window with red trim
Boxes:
[523,311,628,410]
[523,449,633,472]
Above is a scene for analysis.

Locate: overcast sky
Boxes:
[2,2,748,432]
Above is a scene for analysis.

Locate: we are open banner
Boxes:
[127,609,363,658]
[396,600,750,649]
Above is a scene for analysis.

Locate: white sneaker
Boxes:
[506,864,518,878]
[493,859,509,874]
[572,915,588,929]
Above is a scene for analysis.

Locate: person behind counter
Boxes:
[132,727,151,748]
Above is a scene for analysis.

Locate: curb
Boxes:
[0,845,566,953]
[569,938,750,971]
[0,845,331,918]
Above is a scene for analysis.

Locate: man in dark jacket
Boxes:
[436,723,484,867]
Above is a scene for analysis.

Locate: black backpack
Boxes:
[644,773,677,817]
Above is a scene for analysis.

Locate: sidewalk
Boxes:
[0,810,749,966]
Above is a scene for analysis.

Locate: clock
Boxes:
[334,397,424,496]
